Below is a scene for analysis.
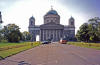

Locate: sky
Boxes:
[0,0,100,33]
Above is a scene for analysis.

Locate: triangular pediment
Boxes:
[41,22,63,26]
[40,22,64,29]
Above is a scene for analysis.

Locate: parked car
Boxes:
[42,41,51,44]
[60,38,67,44]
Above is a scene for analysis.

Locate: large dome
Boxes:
[46,10,58,15]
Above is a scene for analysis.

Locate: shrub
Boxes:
[0,39,8,43]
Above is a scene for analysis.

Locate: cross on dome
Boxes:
[51,5,53,10]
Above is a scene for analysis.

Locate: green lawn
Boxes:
[67,42,100,50]
[0,42,41,60]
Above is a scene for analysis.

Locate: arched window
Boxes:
[31,21,33,25]
[71,22,74,25]
[47,20,49,22]
[51,20,53,22]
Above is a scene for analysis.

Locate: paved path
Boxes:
[0,43,100,65]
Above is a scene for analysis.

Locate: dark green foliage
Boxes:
[0,32,2,42]
[76,23,89,42]
[1,24,22,42]
[8,30,22,42]
[0,30,7,42]
[0,24,31,43]
[76,17,100,43]
[22,31,32,41]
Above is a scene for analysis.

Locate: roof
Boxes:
[46,10,58,15]
[69,16,74,20]
[30,16,35,20]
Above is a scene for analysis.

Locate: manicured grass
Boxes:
[67,42,100,50]
[0,42,41,60]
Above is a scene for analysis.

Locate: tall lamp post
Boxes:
[0,11,3,30]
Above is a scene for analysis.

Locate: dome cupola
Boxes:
[46,10,58,15]
[45,6,58,15]
[44,7,60,24]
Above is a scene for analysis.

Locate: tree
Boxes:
[0,29,6,42]
[22,31,32,41]
[76,23,90,42]
[97,22,100,40]
[0,31,2,42]
[76,17,100,42]
[1,24,22,42]
[88,24,99,42]
[88,17,100,42]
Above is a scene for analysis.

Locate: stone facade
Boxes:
[28,9,75,42]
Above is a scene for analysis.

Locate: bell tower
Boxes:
[29,16,35,27]
[69,16,75,27]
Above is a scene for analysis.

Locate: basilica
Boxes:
[28,8,75,42]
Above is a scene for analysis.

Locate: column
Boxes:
[53,30,55,41]
[40,30,42,41]
[56,30,58,41]
[56,30,57,41]
[43,30,44,41]
[54,30,56,41]
[44,30,46,41]
[59,30,60,40]
[46,30,47,40]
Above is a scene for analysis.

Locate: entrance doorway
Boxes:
[36,35,40,41]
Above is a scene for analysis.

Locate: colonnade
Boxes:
[41,29,63,41]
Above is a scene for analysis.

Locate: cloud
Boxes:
[1,0,99,33]
[0,0,20,10]
[58,0,100,16]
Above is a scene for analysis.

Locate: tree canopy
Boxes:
[1,24,22,42]
[22,31,32,41]
[76,17,100,43]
